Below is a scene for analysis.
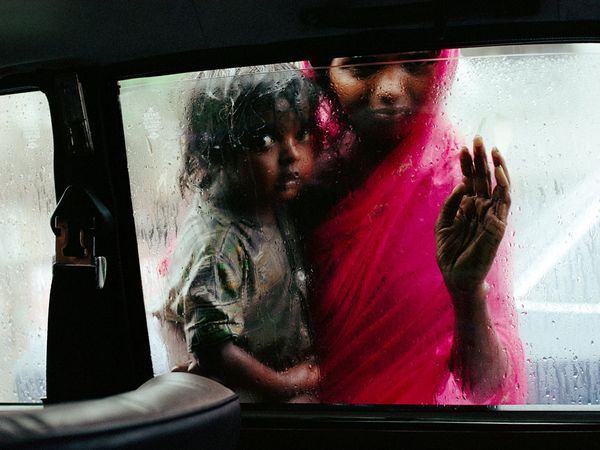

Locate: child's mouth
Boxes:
[276,171,301,191]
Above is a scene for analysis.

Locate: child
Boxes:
[161,64,320,402]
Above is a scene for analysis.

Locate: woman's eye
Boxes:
[345,61,435,78]
[401,60,436,74]
[347,64,381,79]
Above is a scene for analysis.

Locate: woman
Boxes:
[305,50,526,404]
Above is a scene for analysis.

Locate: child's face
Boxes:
[237,97,314,205]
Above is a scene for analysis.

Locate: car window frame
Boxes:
[107,38,600,439]
[4,12,600,447]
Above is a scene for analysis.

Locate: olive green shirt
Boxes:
[164,201,312,372]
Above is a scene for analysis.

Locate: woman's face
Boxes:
[328,52,440,145]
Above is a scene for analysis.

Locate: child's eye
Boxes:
[297,129,312,142]
[261,134,275,147]
[245,133,275,152]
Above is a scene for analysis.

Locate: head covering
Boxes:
[308,49,526,404]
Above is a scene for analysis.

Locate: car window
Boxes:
[120,44,600,406]
[0,91,54,403]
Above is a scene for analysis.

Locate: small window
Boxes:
[0,91,54,403]
[120,44,600,406]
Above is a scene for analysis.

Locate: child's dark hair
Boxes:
[179,64,320,196]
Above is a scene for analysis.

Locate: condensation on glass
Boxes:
[120,44,600,405]
[0,91,54,403]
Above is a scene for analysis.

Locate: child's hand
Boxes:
[186,342,319,401]
[282,362,321,395]
[288,392,320,403]
[171,359,202,374]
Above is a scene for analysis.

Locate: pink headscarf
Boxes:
[309,50,526,404]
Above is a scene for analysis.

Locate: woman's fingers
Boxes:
[473,136,492,198]
[436,183,467,231]
[493,159,509,190]
[491,147,511,223]
[459,146,475,195]
[458,138,510,222]
[491,147,511,185]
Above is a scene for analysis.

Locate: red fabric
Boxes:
[309,50,526,404]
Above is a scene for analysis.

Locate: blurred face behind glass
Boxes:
[328,51,440,146]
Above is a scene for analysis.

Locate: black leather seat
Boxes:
[0,372,240,449]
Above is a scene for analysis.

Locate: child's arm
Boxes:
[172,228,319,400]
[183,341,319,401]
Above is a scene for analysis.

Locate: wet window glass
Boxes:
[121,44,600,406]
[0,91,54,403]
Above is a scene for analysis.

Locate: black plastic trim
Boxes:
[240,405,600,449]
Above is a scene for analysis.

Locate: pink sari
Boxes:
[309,50,526,404]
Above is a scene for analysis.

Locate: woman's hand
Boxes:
[435,136,511,401]
[435,136,510,300]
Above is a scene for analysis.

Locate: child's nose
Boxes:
[279,136,301,163]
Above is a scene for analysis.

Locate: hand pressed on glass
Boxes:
[435,135,511,402]
[436,135,510,298]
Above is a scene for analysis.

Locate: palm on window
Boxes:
[435,136,511,299]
